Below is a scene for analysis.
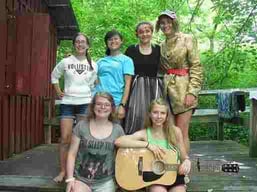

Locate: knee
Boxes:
[169,185,186,192]
[74,180,92,192]
[176,120,189,130]
[60,137,71,147]
[149,185,166,192]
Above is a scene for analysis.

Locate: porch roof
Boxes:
[45,0,79,40]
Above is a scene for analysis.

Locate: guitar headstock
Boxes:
[221,163,239,173]
[191,158,240,175]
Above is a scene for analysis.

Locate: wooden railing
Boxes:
[192,88,257,157]
[43,88,257,157]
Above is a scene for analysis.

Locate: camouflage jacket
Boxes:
[160,32,203,114]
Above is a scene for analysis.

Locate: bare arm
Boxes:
[66,135,80,179]
[53,83,64,98]
[116,129,167,160]
[174,126,189,161]
[115,130,147,148]
[117,74,132,119]
[174,126,191,175]
[121,75,132,105]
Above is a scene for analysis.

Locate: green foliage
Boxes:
[69,0,190,59]
[54,0,257,144]
[202,44,257,89]
[67,0,257,89]
[190,122,217,141]
[190,121,249,146]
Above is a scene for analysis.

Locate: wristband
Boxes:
[65,177,75,183]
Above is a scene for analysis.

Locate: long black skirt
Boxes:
[124,76,163,134]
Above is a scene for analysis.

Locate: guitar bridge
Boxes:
[138,156,143,176]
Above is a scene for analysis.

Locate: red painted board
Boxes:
[9,96,15,156]
[30,14,50,96]
[2,96,9,159]
[15,96,21,153]
[15,15,33,95]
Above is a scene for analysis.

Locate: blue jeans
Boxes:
[60,104,88,120]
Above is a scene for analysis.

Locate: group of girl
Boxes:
[51,10,203,192]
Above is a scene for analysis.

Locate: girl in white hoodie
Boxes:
[51,32,97,183]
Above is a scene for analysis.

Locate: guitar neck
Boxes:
[191,160,239,174]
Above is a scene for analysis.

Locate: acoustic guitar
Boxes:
[115,148,179,191]
[115,148,239,191]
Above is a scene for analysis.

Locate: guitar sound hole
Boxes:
[152,160,165,175]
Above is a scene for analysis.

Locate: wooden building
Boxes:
[0,0,79,160]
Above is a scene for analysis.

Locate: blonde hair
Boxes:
[87,92,116,121]
[144,98,177,145]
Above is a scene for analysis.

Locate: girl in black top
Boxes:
[124,21,163,134]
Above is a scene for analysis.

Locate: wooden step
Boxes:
[0,175,64,192]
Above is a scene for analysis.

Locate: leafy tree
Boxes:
[56,0,257,90]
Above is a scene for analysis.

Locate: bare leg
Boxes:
[54,118,73,183]
[175,110,192,153]
[149,185,167,192]
[168,185,186,192]
[73,180,92,192]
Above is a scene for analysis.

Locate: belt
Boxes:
[167,68,189,76]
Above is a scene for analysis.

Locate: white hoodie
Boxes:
[51,55,97,105]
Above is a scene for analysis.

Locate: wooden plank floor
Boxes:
[0,141,256,191]
[188,140,257,191]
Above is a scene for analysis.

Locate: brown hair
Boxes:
[144,98,177,145]
[72,32,93,71]
[155,15,179,33]
[135,21,154,34]
[87,92,116,121]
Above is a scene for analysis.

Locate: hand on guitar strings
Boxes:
[147,144,166,160]
[178,158,191,175]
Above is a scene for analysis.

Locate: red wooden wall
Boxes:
[0,0,57,160]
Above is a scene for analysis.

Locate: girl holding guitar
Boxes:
[115,98,191,192]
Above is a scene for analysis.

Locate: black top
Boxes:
[125,44,160,77]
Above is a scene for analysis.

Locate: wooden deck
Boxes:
[0,140,256,191]
[188,140,257,191]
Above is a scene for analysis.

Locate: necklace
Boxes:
[139,44,151,50]
[139,44,152,54]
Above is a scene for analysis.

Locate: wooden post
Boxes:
[249,99,257,157]
[44,99,52,144]
[217,119,224,141]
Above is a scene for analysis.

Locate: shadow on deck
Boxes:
[0,141,257,191]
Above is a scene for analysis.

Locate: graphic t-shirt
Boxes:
[51,55,97,104]
[73,120,124,185]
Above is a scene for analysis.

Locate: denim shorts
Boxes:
[91,179,116,192]
[60,104,88,120]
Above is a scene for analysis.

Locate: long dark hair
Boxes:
[72,32,93,70]
[104,30,123,56]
